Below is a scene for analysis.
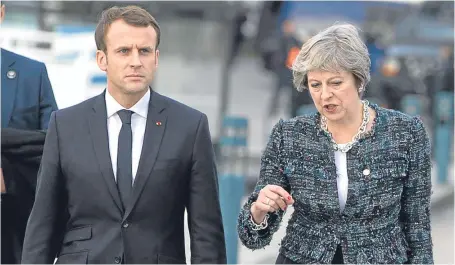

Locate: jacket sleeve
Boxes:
[237,119,290,249]
[38,63,58,130]
[1,156,15,194]
[1,128,46,195]
[401,117,434,264]
[22,112,67,264]
[187,113,226,264]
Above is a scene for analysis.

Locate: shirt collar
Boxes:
[105,88,150,119]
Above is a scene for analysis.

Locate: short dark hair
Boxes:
[95,5,161,52]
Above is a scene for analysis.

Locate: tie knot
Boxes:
[118,109,134,124]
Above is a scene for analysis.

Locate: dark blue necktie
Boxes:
[117,109,134,209]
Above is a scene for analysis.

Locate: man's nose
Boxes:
[129,50,142,68]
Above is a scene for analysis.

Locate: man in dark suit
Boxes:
[1,4,58,129]
[22,5,226,264]
[0,47,58,129]
[1,2,58,263]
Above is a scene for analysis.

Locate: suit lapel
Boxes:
[1,49,19,128]
[88,93,124,214]
[123,91,168,220]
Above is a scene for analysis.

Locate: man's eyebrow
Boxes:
[114,45,132,50]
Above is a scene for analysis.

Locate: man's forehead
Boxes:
[111,43,154,49]
[105,34,156,47]
[107,20,156,34]
[106,25,156,39]
[105,37,156,49]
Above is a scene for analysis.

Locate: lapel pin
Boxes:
[6,70,16,79]
[156,121,162,126]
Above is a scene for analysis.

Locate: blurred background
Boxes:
[1,0,453,264]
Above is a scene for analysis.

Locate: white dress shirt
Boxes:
[334,144,348,213]
[105,89,150,183]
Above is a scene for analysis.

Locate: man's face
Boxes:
[1,4,5,23]
[96,19,159,97]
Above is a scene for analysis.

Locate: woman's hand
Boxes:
[250,185,294,224]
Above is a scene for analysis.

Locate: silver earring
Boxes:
[359,86,364,92]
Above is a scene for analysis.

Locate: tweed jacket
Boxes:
[237,104,433,264]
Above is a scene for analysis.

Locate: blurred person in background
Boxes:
[228,6,248,65]
[238,24,433,264]
[0,1,58,263]
[440,47,454,93]
[268,20,310,118]
[363,33,388,108]
[365,33,385,75]
[21,5,226,264]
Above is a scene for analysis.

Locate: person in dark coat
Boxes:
[1,128,46,264]
[1,2,58,263]
[21,6,225,264]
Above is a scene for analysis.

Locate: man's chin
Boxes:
[124,83,150,94]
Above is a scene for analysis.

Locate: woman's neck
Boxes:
[326,101,364,144]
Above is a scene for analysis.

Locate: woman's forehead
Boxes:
[307,70,351,79]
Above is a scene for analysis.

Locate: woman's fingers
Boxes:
[268,185,294,204]
[263,189,287,211]
[253,199,278,213]
[256,184,294,213]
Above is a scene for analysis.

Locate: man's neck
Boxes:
[107,87,148,109]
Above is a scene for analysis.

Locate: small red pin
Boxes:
[156,121,162,126]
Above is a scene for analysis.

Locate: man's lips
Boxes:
[126,74,144,78]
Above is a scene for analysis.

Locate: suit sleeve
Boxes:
[1,129,46,194]
[38,63,58,130]
[22,112,67,264]
[187,113,227,264]
[1,156,15,194]
[401,117,434,264]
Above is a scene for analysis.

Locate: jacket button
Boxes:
[123,222,129,228]
[114,257,121,264]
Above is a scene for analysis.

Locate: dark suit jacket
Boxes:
[1,47,57,264]
[1,48,58,130]
[1,128,46,264]
[22,90,226,264]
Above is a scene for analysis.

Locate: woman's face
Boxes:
[307,70,361,122]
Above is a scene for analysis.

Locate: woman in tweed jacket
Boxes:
[237,24,433,264]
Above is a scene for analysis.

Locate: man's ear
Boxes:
[155,49,159,67]
[96,50,108,72]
